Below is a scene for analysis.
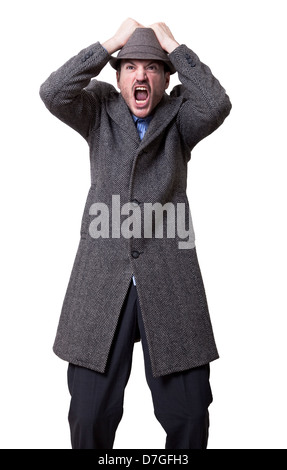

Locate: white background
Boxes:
[0,0,286,449]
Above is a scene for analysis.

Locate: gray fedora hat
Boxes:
[109,27,176,74]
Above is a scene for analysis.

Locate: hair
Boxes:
[163,63,171,74]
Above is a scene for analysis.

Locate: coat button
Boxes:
[187,58,196,67]
[185,54,196,67]
[131,250,140,259]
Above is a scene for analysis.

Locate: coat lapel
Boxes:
[106,93,140,144]
[140,93,183,149]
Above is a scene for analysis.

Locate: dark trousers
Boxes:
[67,280,213,449]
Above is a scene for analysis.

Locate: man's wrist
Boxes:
[102,37,121,55]
[165,39,180,54]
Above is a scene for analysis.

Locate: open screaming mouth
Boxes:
[134,86,149,103]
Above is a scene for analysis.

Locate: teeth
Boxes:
[135,86,148,104]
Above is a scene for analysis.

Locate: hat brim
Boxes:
[109,53,176,75]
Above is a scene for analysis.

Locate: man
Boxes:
[40,18,231,449]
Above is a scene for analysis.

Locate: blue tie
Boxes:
[136,118,149,140]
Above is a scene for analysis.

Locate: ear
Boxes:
[116,70,121,89]
[164,72,170,90]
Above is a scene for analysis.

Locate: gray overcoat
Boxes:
[40,42,231,377]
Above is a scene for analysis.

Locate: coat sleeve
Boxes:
[39,42,112,140]
[169,44,232,151]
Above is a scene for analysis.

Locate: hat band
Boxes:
[118,44,169,59]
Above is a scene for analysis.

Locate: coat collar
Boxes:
[106,92,184,148]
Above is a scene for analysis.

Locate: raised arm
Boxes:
[39,42,112,139]
[39,18,143,140]
[150,22,232,151]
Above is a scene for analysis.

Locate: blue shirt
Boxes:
[132,114,153,140]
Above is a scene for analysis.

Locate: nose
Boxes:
[135,66,147,81]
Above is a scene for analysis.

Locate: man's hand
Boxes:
[103,18,143,55]
[149,22,180,54]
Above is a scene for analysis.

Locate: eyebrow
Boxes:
[125,60,159,67]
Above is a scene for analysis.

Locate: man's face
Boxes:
[116,59,170,118]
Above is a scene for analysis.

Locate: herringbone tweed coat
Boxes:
[40,41,231,377]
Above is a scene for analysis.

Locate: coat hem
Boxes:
[53,346,219,377]
[151,354,220,378]
[52,348,106,374]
